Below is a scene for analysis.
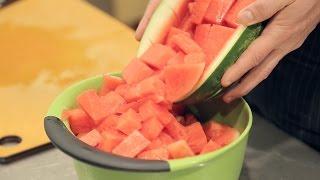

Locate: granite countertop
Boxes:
[1,113,320,180]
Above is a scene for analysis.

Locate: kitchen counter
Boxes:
[1,113,319,180]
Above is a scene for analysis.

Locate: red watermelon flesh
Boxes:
[194,24,211,48]
[99,75,124,96]
[115,84,140,102]
[79,129,103,147]
[138,100,174,125]
[203,121,225,140]
[184,52,206,64]
[202,24,235,64]
[116,109,142,135]
[165,120,188,141]
[97,129,126,152]
[158,132,174,145]
[116,101,141,114]
[64,108,94,135]
[190,0,211,24]
[163,63,205,102]
[200,140,222,154]
[112,130,150,158]
[77,90,111,125]
[204,0,236,24]
[214,126,240,146]
[138,147,169,160]
[122,59,155,84]
[186,122,207,154]
[169,33,203,54]
[225,0,255,28]
[179,13,195,33]
[96,115,119,132]
[100,91,126,116]
[166,27,191,46]
[140,117,164,140]
[136,76,165,97]
[167,140,194,159]
[141,43,176,69]
[167,52,185,65]
[146,139,164,150]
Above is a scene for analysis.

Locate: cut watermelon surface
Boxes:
[64,0,248,161]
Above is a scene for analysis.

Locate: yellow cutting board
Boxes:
[0,0,138,162]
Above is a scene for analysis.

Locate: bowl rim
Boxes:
[44,75,252,172]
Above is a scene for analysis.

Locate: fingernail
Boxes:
[237,10,254,25]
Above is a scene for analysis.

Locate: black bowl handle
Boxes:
[44,116,170,172]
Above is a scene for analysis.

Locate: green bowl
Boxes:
[44,75,252,180]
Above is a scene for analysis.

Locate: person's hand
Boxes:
[221,0,320,103]
[135,0,162,41]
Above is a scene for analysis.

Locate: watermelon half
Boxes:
[137,0,263,104]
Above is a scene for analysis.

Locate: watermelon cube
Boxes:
[64,108,94,135]
[116,109,142,135]
[203,121,225,140]
[158,132,174,145]
[115,84,140,102]
[122,59,155,84]
[136,76,165,97]
[225,0,255,28]
[97,115,119,132]
[215,127,239,146]
[100,91,126,115]
[167,140,194,159]
[77,90,110,124]
[184,52,206,64]
[185,122,207,154]
[163,63,205,102]
[137,148,169,160]
[79,129,103,147]
[165,120,188,141]
[167,52,185,65]
[166,27,191,46]
[146,139,164,150]
[112,130,150,158]
[139,100,175,125]
[194,24,211,48]
[99,75,124,96]
[190,0,211,24]
[179,13,195,33]
[201,24,235,64]
[97,129,126,152]
[200,140,222,154]
[116,101,141,114]
[140,117,164,140]
[204,0,236,24]
[140,43,176,69]
[169,33,203,54]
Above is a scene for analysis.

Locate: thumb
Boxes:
[237,0,294,26]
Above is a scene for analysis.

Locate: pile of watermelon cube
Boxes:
[62,0,248,160]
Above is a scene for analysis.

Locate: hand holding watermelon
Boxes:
[136,0,320,103]
[220,0,320,102]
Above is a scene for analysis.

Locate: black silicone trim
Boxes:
[44,116,170,172]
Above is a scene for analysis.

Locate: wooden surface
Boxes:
[0,0,138,160]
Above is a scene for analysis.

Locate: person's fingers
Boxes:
[223,49,285,103]
[135,0,162,41]
[237,0,295,26]
[221,29,280,87]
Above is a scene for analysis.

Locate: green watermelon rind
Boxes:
[179,24,263,104]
